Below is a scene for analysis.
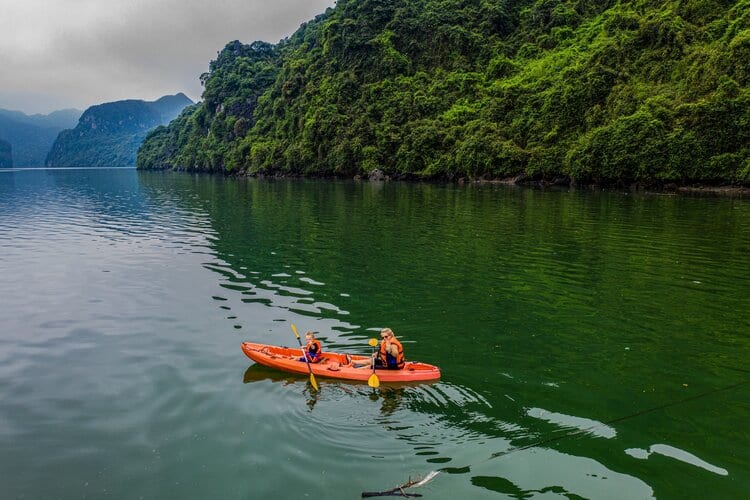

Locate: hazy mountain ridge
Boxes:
[0,108,81,167]
[0,108,82,129]
[46,93,193,168]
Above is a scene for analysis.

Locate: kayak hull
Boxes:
[241,342,441,383]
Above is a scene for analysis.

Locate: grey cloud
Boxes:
[0,0,334,113]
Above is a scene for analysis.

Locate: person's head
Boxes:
[380,328,394,340]
[305,331,315,341]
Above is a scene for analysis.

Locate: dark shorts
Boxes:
[374,358,402,370]
[298,356,321,363]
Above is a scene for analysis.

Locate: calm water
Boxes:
[1,168,749,499]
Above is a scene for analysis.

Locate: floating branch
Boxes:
[361,471,439,498]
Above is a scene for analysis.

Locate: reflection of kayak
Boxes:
[243,363,301,384]
[241,342,441,383]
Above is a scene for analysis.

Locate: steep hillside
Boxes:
[138,0,750,186]
[0,108,80,167]
[137,41,280,171]
[0,139,12,168]
[47,93,193,168]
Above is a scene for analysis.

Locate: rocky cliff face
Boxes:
[46,93,193,168]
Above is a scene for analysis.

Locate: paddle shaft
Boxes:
[291,323,319,391]
[368,339,380,388]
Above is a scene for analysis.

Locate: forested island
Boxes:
[137,0,750,187]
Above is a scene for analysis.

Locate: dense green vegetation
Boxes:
[48,94,192,168]
[0,108,79,167]
[0,139,12,168]
[137,0,750,186]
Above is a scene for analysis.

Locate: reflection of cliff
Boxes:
[138,173,750,386]
[51,169,151,215]
[135,173,750,411]
[136,174,750,377]
[136,173,750,499]
[134,175,537,346]
[2,168,147,218]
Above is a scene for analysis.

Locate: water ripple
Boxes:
[2,171,749,499]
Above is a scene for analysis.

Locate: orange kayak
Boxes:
[241,342,441,383]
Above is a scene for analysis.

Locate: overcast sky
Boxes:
[0,0,335,114]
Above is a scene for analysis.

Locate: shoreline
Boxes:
[139,167,750,197]
[302,171,750,197]
[473,176,750,197]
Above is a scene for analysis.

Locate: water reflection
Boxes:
[626,444,729,476]
[397,391,660,498]
[133,172,750,498]
[242,365,321,410]
[241,356,664,498]
[377,387,405,417]
[470,446,655,499]
[243,363,301,385]
[5,169,749,499]
[526,407,618,439]
[242,365,415,415]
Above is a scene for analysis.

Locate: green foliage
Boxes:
[139,41,283,172]
[566,109,669,184]
[49,94,192,168]
[138,0,750,186]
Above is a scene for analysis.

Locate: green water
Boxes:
[1,168,749,499]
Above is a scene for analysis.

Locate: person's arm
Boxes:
[384,340,398,358]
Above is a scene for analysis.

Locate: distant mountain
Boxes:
[0,108,81,167]
[149,94,194,123]
[0,108,81,130]
[46,93,193,168]
[0,139,12,168]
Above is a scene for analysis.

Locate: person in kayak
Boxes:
[352,327,405,369]
[292,331,323,363]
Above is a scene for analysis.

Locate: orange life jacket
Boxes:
[380,336,405,369]
[305,339,323,363]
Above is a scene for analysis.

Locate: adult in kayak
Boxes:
[290,331,323,363]
[353,327,405,369]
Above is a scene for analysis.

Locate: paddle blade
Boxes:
[291,323,300,339]
[368,338,378,347]
[368,373,380,388]
[310,373,319,391]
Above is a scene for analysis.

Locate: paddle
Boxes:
[368,338,380,388]
[291,323,319,392]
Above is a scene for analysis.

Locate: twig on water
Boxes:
[361,471,439,498]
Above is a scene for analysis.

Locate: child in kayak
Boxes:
[352,327,405,369]
[292,331,323,363]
